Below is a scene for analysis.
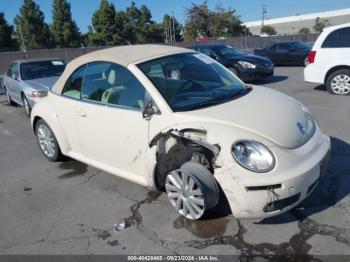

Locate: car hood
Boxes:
[23,76,59,91]
[225,54,272,65]
[173,86,311,149]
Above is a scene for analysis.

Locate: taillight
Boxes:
[307,51,316,64]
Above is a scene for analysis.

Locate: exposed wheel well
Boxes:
[32,116,42,133]
[325,65,350,83]
[152,130,219,191]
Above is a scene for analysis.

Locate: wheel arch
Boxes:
[31,101,71,155]
[325,65,350,83]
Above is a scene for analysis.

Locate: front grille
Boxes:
[246,184,282,191]
[263,193,301,213]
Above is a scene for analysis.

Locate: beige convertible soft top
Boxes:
[51,44,191,94]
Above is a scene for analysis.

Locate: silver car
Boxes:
[3,59,66,116]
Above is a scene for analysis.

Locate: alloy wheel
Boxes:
[331,74,350,95]
[37,124,56,158]
[23,97,30,115]
[165,169,205,220]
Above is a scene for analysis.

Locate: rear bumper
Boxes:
[304,65,325,84]
[239,66,274,81]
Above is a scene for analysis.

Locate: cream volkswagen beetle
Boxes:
[31,45,331,220]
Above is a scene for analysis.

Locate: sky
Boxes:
[1,0,350,33]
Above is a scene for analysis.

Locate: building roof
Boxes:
[244,8,350,27]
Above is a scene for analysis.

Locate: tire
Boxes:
[4,87,16,106]
[165,161,219,220]
[35,119,63,162]
[326,69,350,95]
[22,95,31,117]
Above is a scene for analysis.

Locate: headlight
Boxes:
[237,61,256,69]
[300,104,316,137]
[28,90,48,98]
[231,140,275,172]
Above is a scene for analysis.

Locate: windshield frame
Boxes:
[136,52,248,113]
[20,60,66,81]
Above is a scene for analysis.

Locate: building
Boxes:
[244,8,350,35]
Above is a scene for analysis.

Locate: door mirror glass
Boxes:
[12,73,18,80]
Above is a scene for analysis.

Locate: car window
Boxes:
[293,42,311,51]
[81,62,146,110]
[198,47,215,57]
[62,65,87,99]
[322,27,350,48]
[138,52,248,112]
[20,60,65,80]
[278,43,290,52]
[8,63,19,78]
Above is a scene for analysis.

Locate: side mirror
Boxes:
[12,73,18,81]
[142,100,160,119]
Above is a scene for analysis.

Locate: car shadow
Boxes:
[257,136,350,224]
[250,75,288,85]
[314,85,327,92]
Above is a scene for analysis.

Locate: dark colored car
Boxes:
[254,41,311,66]
[189,45,274,82]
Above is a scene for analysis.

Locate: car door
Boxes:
[75,61,151,178]
[266,44,278,62]
[5,63,21,103]
[276,43,291,65]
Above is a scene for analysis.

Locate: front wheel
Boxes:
[22,95,31,117]
[326,69,350,95]
[165,162,219,220]
[35,119,63,162]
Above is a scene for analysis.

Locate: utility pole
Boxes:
[172,11,176,45]
[261,4,267,33]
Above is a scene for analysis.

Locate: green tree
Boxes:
[313,17,328,33]
[0,12,17,50]
[299,27,310,34]
[261,25,276,35]
[89,0,116,46]
[51,0,81,47]
[163,14,182,43]
[14,0,50,49]
[183,2,249,41]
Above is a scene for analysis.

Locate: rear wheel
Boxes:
[5,87,16,106]
[35,119,63,162]
[326,69,350,95]
[165,161,219,220]
[22,95,31,117]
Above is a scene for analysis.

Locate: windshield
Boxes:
[138,52,249,112]
[20,60,65,80]
[214,46,243,57]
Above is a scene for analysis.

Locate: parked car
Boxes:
[254,41,311,66]
[31,45,330,220]
[189,45,274,82]
[3,58,66,116]
[0,75,4,95]
[304,23,350,95]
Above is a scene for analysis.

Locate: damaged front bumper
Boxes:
[214,132,331,219]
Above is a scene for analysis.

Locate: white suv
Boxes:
[304,23,350,95]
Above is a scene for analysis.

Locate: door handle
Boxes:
[77,109,87,117]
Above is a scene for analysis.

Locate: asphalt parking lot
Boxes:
[0,66,349,258]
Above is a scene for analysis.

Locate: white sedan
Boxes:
[31,45,331,220]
